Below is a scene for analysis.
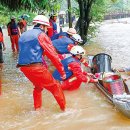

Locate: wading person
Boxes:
[0,27,6,70]
[21,16,27,32]
[17,15,66,111]
[17,17,24,34]
[47,14,58,38]
[7,16,20,52]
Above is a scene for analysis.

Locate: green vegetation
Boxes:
[107,0,130,12]
[0,0,129,43]
[0,5,36,27]
[0,0,62,27]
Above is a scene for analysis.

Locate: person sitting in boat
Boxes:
[51,28,77,40]
[53,45,98,91]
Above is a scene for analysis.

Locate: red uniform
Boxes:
[59,58,96,91]
[7,21,20,52]
[18,28,66,111]
[47,19,57,38]
[47,21,54,38]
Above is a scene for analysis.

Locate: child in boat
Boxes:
[53,45,98,91]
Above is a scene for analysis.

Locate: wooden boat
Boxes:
[88,53,130,118]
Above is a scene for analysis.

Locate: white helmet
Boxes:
[67,28,77,35]
[71,34,83,43]
[10,16,16,19]
[33,15,50,26]
[70,45,85,55]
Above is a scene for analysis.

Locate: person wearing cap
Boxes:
[51,28,77,40]
[53,45,98,91]
[17,15,66,111]
[7,16,20,52]
[47,14,58,38]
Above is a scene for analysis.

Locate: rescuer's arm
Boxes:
[38,33,66,79]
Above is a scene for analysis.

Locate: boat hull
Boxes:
[88,53,130,118]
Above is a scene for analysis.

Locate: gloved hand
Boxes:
[83,71,87,75]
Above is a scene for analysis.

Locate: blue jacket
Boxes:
[18,27,43,65]
[52,37,75,54]
[52,21,57,34]
[51,32,69,40]
[53,56,77,81]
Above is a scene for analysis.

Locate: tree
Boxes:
[0,0,60,11]
[0,0,118,44]
[75,0,115,43]
[67,0,72,28]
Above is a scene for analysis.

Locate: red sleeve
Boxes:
[47,22,53,37]
[68,62,88,82]
[67,44,75,51]
[38,33,66,79]
[80,58,89,67]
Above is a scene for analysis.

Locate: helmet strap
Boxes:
[79,56,83,60]
[72,55,82,60]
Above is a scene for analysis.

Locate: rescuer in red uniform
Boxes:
[53,45,98,91]
[17,15,66,111]
[7,16,20,52]
[47,14,58,38]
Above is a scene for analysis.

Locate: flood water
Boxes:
[1,19,130,130]
[97,18,130,68]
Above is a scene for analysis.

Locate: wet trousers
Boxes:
[10,35,19,52]
[20,65,66,111]
[61,75,82,91]
[61,75,97,91]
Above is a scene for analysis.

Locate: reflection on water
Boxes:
[0,20,130,130]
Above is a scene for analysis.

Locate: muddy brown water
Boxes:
[1,21,130,130]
